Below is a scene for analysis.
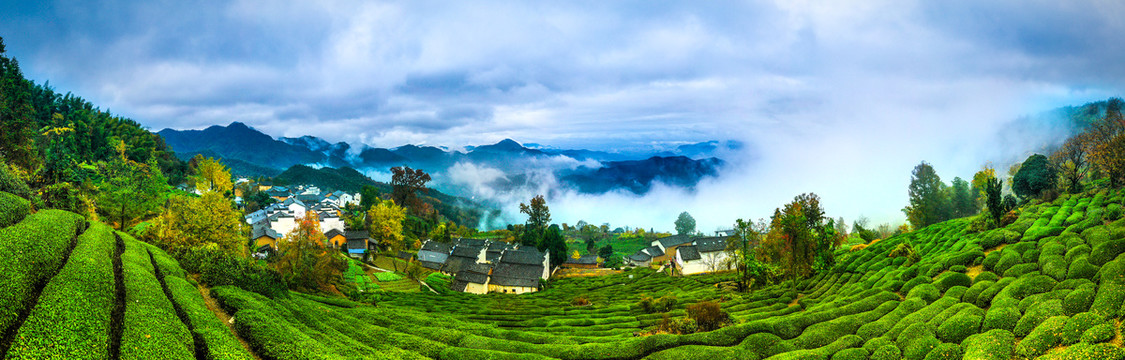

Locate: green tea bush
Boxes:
[993,252,1023,274]
[1001,263,1038,278]
[973,271,999,284]
[1081,323,1116,344]
[178,247,288,298]
[906,283,940,303]
[1013,299,1063,337]
[1040,255,1068,281]
[870,344,902,360]
[0,209,83,336]
[0,191,30,228]
[932,272,971,293]
[1064,286,1096,315]
[1014,316,1067,358]
[165,276,255,360]
[1062,312,1107,345]
[936,308,981,344]
[233,308,334,360]
[1003,274,1056,299]
[119,237,194,359]
[1091,283,1125,318]
[982,306,1020,332]
[921,343,961,360]
[5,222,114,359]
[1066,245,1092,263]
[1067,256,1099,280]
[962,329,1014,360]
[831,348,868,360]
[1090,239,1125,266]
[375,271,404,282]
[982,252,1002,272]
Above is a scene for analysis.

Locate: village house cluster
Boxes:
[626,232,754,276]
[416,238,551,294]
[245,184,375,259]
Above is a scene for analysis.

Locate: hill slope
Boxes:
[196,188,1125,359]
[0,194,254,360]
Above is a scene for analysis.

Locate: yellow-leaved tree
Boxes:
[367,199,406,253]
[191,156,233,194]
[276,211,344,291]
[152,191,245,255]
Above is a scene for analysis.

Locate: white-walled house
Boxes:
[676,237,732,276]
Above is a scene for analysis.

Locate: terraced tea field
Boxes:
[0,192,253,360]
[7,188,1125,359]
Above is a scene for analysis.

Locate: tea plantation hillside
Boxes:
[7,189,1125,359]
[0,191,253,360]
[204,189,1125,359]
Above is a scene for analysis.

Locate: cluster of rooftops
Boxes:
[417,238,551,294]
[626,233,754,275]
[245,185,364,255]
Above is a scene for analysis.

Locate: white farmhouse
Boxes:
[676,237,732,276]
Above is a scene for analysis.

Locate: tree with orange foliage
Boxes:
[276,211,344,291]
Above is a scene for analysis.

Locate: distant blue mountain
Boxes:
[157,122,727,196]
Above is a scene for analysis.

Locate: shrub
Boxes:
[1015,316,1067,359]
[233,308,333,359]
[932,272,971,293]
[1067,256,1099,280]
[120,237,194,359]
[982,252,1002,272]
[0,210,84,336]
[1040,255,1068,281]
[936,308,982,344]
[1090,283,1125,318]
[638,295,677,313]
[1003,274,1057,300]
[1066,245,1092,263]
[1108,203,1123,221]
[0,191,30,228]
[686,300,731,332]
[1081,323,1116,344]
[1062,312,1107,345]
[5,222,114,359]
[831,348,869,360]
[1013,299,1063,337]
[39,182,90,215]
[870,345,902,360]
[178,247,288,298]
[1001,263,1038,278]
[982,306,1021,332]
[963,330,1016,360]
[890,243,920,265]
[165,276,255,360]
[1090,239,1125,266]
[0,160,30,198]
[570,296,590,307]
[906,283,940,303]
[973,271,999,284]
[921,343,961,360]
[949,265,966,273]
[994,252,1023,274]
[374,271,404,282]
[1064,287,1097,316]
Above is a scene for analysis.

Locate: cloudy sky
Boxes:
[3,0,1125,230]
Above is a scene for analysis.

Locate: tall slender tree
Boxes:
[903,161,951,229]
[520,195,551,246]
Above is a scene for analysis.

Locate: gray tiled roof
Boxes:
[499,248,546,266]
[420,240,453,253]
[565,255,598,265]
[490,263,542,287]
[454,263,492,284]
[344,230,371,240]
[678,246,701,261]
[642,246,665,257]
[324,229,344,239]
[657,234,693,248]
[251,227,280,239]
[628,252,652,262]
[694,237,728,253]
[451,245,485,258]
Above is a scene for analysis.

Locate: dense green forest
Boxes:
[0,37,186,210]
